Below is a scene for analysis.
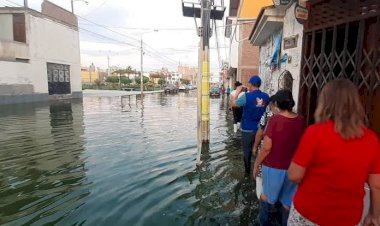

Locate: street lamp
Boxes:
[71,0,88,13]
[140,29,159,96]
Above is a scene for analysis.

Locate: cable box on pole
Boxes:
[182,1,226,20]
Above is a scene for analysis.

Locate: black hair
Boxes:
[274,89,295,111]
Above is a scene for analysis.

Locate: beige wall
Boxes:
[0,14,13,41]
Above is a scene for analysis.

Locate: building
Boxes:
[250,0,379,134]
[81,63,98,84]
[177,65,198,85]
[225,0,272,88]
[301,0,379,133]
[166,73,181,85]
[250,2,304,110]
[0,1,82,104]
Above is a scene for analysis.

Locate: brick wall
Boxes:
[41,1,78,28]
[238,22,260,86]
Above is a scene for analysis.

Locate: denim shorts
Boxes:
[262,165,297,207]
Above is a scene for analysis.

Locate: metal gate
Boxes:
[47,63,71,95]
[299,0,380,135]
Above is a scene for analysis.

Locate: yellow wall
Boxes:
[81,70,99,83]
[239,0,273,18]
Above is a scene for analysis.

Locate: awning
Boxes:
[249,6,286,46]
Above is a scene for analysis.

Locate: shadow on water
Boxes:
[0,100,89,225]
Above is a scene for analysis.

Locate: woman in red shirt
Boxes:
[288,79,380,226]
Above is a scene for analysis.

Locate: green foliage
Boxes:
[120,76,132,84]
[135,76,149,84]
[158,78,166,85]
[180,79,190,85]
[106,76,120,83]
[112,66,137,76]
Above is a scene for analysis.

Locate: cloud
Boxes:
[5,0,228,73]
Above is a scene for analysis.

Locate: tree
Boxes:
[135,76,149,84]
[180,78,190,85]
[126,66,134,79]
[94,79,103,87]
[106,76,120,83]
[120,76,132,85]
[158,78,166,85]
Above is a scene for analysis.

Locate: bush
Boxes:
[105,76,120,83]
[135,76,149,84]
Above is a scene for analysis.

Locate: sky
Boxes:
[1,0,229,74]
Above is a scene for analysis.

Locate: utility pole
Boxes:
[200,0,211,141]
[182,0,225,164]
[107,54,110,77]
[195,0,212,163]
[24,0,28,7]
[140,38,144,96]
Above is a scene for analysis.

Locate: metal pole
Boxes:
[71,0,74,13]
[107,54,110,77]
[197,40,202,164]
[24,0,28,7]
[140,37,144,96]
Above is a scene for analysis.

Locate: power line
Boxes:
[79,27,141,49]
[78,20,256,31]
[78,16,141,44]
[79,28,178,66]
[4,0,22,7]
[81,0,109,17]
[213,19,222,70]
[77,16,179,65]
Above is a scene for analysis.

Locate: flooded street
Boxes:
[0,91,259,226]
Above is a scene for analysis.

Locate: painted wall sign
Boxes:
[284,35,299,49]
[295,5,309,24]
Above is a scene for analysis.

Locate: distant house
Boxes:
[177,65,197,85]
[0,1,82,104]
[166,73,181,85]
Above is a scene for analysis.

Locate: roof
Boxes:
[249,6,286,46]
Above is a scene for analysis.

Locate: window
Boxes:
[0,13,26,43]
[13,14,26,43]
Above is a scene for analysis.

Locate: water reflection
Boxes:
[0,100,89,225]
[0,92,260,226]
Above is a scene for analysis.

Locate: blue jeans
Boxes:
[242,131,256,175]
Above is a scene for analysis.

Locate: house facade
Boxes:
[0,1,82,105]
[225,0,272,88]
[250,3,304,109]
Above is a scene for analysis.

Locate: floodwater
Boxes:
[0,91,260,226]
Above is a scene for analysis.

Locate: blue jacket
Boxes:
[241,90,269,131]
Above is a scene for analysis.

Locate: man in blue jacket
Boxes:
[232,75,269,176]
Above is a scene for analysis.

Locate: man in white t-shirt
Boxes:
[230,81,243,133]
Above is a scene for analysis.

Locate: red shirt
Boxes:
[293,121,380,226]
[264,114,305,170]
